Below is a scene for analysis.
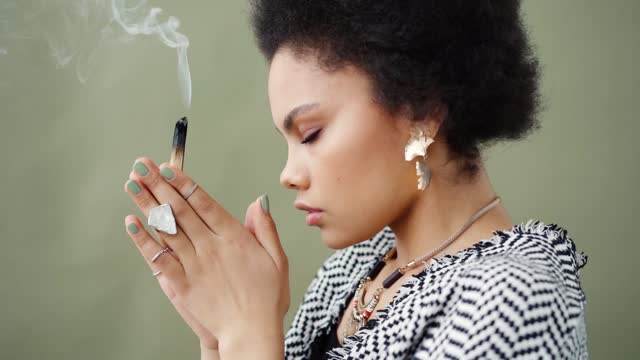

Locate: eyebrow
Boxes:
[275,102,320,136]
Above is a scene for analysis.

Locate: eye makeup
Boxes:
[302,129,322,144]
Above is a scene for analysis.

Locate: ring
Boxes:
[151,247,172,263]
[152,270,162,277]
[148,203,177,234]
[183,183,199,200]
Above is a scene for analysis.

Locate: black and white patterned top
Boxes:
[284,219,589,359]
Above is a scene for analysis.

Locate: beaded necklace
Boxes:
[342,197,502,342]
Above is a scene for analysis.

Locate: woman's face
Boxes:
[268,47,418,249]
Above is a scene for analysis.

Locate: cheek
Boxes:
[319,129,409,214]
[314,113,408,199]
[320,128,415,242]
[317,138,368,188]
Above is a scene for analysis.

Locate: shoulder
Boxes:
[454,254,585,327]
[415,256,588,358]
[410,219,588,310]
[477,219,588,300]
[411,219,589,359]
[439,219,588,330]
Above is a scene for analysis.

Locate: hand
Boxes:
[123,157,290,347]
[158,278,219,351]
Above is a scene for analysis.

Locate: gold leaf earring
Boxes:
[404,126,435,191]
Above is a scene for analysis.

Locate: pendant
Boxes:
[343,278,385,341]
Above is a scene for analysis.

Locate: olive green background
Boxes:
[0,0,637,358]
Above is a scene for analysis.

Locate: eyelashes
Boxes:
[301,129,322,144]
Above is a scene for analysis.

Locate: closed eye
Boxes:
[301,129,321,144]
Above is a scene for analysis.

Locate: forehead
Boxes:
[268,49,329,104]
[267,48,371,123]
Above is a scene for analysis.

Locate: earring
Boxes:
[404,126,435,191]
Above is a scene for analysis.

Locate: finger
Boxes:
[248,195,288,273]
[244,202,256,236]
[156,162,236,237]
[124,176,197,264]
[124,215,188,293]
[131,158,216,251]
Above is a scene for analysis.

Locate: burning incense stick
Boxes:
[170,117,188,170]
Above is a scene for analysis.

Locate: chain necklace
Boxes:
[342,196,502,343]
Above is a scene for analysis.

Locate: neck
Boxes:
[388,163,514,267]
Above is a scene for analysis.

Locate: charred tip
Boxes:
[173,116,188,147]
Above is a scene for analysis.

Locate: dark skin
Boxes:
[268,47,515,346]
[123,45,514,359]
[124,158,289,359]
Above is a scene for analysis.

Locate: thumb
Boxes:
[244,202,256,235]
[249,194,288,272]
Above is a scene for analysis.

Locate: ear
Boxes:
[397,102,447,140]
[422,102,447,139]
[422,102,448,137]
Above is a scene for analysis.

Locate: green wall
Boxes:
[1,0,637,358]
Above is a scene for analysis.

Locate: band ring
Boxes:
[183,183,199,200]
[151,247,172,263]
[152,270,162,277]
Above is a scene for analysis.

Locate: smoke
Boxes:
[0,0,193,109]
[111,0,191,108]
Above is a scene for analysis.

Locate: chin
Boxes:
[318,228,352,250]
[318,226,373,250]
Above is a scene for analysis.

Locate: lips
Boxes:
[294,201,322,213]
[295,201,323,225]
[305,211,323,225]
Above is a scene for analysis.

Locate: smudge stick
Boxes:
[170,117,188,170]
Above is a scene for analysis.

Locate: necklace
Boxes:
[342,196,502,342]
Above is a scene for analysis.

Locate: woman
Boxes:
[123,0,589,359]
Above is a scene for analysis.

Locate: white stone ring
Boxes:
[148,203,177,235]
[147,183,198,235]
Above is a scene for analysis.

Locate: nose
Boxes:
[279,153,309,190]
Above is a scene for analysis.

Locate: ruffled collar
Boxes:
[323,219,588,359]
[411,218,588,273]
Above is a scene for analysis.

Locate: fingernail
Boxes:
[127,180,141,194]
[261,194,270,214]
[133,162,149,176]
[160,167,175,180]
[127,223,139,234]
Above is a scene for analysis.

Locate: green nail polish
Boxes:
[127,223,139,234]
[261,194,270,213]
[133,162,149,176]
[127,180,141,194]
[160,167,175,180]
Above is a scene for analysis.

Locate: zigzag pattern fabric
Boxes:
[284,219,589,359]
